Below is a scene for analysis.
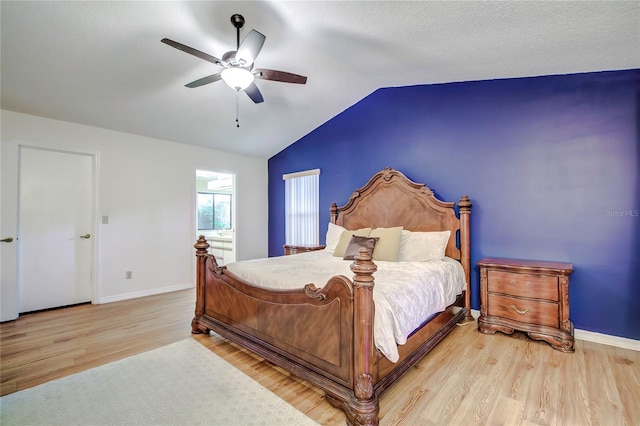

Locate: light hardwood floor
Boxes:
[1,288,638,425]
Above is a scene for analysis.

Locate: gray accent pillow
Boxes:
[342,235,379,260]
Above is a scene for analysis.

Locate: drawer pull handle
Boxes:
[511,305,530,315]
[509,279,532,286]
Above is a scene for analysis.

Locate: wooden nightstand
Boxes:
[283,244,326,256]
[477,257,574,352]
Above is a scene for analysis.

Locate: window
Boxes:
[283,169,320,245]
[197,192,232,230]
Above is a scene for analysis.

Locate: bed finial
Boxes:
[194,235,210,257]
[330,202,338,224]
[458,195,472,214]
[351,248,377,286]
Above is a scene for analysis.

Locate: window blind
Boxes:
[283,169,320,245]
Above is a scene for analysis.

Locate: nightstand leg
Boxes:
[527,331,575,353]
[478,317,515,335]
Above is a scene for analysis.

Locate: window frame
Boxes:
[197,192,232,231]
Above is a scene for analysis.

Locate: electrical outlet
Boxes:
[125,271,132,279]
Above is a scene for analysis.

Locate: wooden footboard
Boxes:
[192,237,356,387]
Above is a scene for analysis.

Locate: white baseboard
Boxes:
[574,329,640,351]
[96,283,194,304]
[470,309,639,351]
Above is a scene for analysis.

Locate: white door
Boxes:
[18,147,94,312]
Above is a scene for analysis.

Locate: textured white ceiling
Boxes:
[2,1,638,158]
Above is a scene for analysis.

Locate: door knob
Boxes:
[80,234,91,239]
[1,237,13,243]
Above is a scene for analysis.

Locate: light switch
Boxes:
[102,215,109,224]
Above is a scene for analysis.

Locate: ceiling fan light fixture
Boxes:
[221,67,254,91]
[162,13,306,109]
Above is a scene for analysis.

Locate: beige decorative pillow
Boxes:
[398,230,451,262]
[369,226,403,262]
[342,236,379,260]
[324,222,346,254]
[333,228,372,257]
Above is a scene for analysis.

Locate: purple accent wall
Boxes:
[268,69,640,340]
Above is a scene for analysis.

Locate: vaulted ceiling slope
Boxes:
[1,1,638,158]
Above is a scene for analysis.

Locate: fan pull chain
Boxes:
[236,92,240,128]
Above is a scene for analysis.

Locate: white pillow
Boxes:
[398,230,451,262]
[324,222,346,254]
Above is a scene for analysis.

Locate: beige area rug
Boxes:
[0,338,318,426]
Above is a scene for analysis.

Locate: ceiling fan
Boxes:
[161,14,307,105]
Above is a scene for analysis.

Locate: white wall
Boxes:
[1,110,268,320]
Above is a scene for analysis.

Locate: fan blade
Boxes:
[254,68,307,84]
[236,30,265,67]
[185,73,222,88]
[244,82,264,104]
[161,38,224,66]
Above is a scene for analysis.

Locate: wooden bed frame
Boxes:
[192,167,472,425]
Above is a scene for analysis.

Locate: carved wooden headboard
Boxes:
[330,167,471,277]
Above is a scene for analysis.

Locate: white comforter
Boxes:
[225,250,465,362]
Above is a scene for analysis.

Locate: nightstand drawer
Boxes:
[488,294,559,328]
[488,270,558,301]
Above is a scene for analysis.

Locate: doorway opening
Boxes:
[195,170,235,265]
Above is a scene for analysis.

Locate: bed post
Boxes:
[458,195,473,324]
[192,235,210,334]
[330,202,338,224]
[349,248,379,425]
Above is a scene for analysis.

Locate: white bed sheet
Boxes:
[225,250,465,362]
